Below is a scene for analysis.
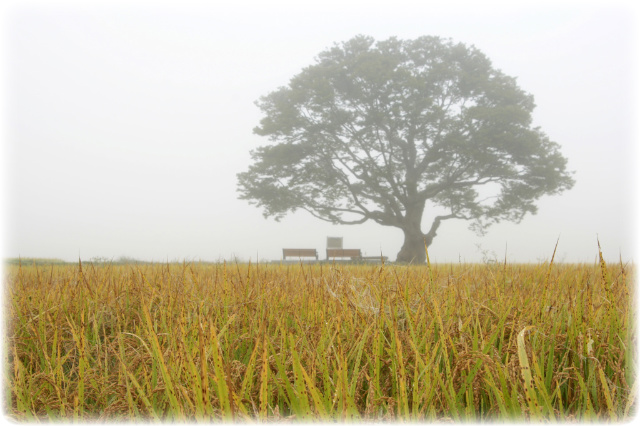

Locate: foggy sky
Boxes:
[2,0,638,263]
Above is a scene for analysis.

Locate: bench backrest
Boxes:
[282,249,318,259]
[326,248,362,259]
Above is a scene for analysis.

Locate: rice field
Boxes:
[4,246,636,421]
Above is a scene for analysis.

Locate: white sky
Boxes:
[1,0,638,263]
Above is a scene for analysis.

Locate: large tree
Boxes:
[237,35,574,263]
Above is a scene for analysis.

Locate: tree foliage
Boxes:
[237,35,574,262]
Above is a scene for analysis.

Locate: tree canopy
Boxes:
[237,35,574,262]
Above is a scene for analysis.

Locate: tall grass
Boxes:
[4,252,636,421]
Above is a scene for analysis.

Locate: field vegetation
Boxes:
[4,246,636,421]
[4,258,68,266]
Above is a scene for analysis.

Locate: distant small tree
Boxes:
[116,256,143,264]
[238,35,574,263]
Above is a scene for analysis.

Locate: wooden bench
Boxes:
[361,256,389,262]
[282,248,318,260]
[326,248,362,260]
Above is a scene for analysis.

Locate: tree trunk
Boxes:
[395,201,428,263]
[396,227,427,263]
[395,202,446,263]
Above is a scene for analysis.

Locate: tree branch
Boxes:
[423,213,459,246]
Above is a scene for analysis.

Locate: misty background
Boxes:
[2,0,638,263]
